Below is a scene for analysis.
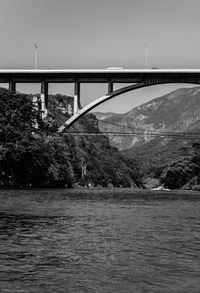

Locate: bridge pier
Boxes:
[1,68,200,131]
[108,81,113,94]
[9,81,16,92]
[74,81,81,115]
[41,81,48,118]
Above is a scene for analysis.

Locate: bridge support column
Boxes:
[108,81,113,94]
[74,81,81,115]
[9,81,16,92]
[41,81,48,119]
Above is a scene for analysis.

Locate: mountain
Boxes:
[93,86,200,188]
[92,111,118,120]
[96,86,200,150]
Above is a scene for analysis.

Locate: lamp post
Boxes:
[34,43,38,70]
[145,43,148,69]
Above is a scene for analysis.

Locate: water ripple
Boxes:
[0,190,200,292]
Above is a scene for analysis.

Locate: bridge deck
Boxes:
[0,69,200,83]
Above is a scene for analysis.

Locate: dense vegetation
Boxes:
[0,88,142,188]
[160,142,200,190]
[122,136,193,178]
[1,86,199,190]
[122,136,200,190]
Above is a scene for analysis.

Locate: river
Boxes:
[0,189,200,292]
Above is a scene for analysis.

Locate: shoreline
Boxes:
[0,188,199,200]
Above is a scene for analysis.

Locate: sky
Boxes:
[0,0,199,112]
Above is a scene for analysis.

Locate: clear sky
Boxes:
[0,0,199,112]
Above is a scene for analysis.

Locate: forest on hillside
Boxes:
[1,87,200,190]
[160,142,200,190]
[122,136,200,190]
[0,88,142,188]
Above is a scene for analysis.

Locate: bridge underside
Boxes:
[1,70,200,130]
[58,77,200,131]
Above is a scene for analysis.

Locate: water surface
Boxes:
[0,189,200,292]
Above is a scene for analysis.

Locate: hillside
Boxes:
[94,86,200,189]
[92,111,117,120]
[0,88,142,188]
[96,86,200,150]
[121,136,194,178]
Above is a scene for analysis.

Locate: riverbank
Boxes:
[62,188,200,200]
[0,188,200,201]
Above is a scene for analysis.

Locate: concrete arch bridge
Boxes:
[0,69,200,131]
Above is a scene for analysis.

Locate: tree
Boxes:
[160,158,200,189]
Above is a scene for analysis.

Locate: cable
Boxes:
[98,119,200,136]
[64,131,200,139]
[62,115,200,140]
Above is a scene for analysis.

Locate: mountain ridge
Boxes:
[94,86,200,150]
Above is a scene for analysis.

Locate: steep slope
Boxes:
[121,136,195,178]
[48,95,143,188]
[0,88,142,188]
[97,86,200,150]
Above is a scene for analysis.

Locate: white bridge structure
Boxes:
[1,69,200,131]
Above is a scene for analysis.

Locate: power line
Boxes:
[64,131,200,139]
[62,115,200,140]
[98,119,200,137]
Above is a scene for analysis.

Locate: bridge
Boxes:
[1,69,200,131]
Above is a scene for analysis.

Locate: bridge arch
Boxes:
[58,80,200,132]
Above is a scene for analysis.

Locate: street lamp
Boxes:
[34,43,38,70]
[145,43,148,69]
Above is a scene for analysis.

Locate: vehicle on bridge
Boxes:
[106,67,124,70]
